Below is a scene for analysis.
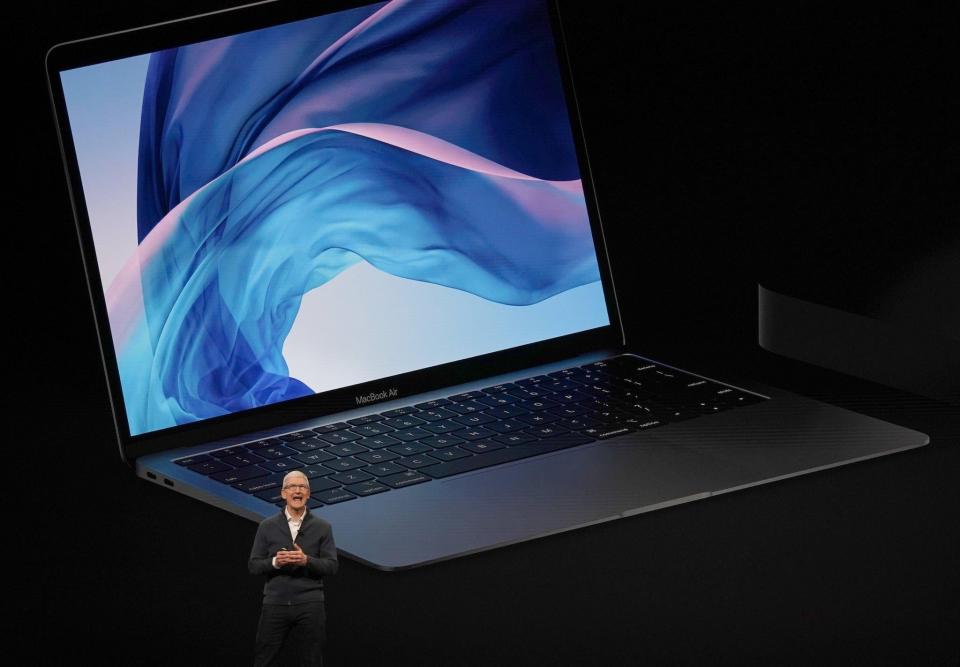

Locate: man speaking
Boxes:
[249,470,338,666]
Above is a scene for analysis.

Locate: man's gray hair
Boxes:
[282,470,310,489]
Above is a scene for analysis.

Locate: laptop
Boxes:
[45,0,928,570]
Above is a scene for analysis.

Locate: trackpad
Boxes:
[323,440,747,568]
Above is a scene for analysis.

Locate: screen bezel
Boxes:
[45,0,626,461]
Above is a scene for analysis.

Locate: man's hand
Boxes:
[289,543,309,566]
[275,545,308,567]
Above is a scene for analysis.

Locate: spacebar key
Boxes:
[419,433,596,479]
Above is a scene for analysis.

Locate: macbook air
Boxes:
[45,0,928,569]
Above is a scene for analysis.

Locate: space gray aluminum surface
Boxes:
[138,352,928,570]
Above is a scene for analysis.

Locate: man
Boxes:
[249,470,338,666]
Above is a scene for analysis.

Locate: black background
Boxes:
[23,1,959,664]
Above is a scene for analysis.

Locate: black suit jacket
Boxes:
[249,509,338,604]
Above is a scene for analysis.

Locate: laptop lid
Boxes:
[45,0,624,463]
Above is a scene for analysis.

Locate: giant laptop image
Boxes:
[46,0,928,569]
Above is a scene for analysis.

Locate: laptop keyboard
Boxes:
[173,355,767,508]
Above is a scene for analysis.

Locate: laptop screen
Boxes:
[58,0,610,437]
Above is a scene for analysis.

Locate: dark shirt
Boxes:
[249,509,338,605]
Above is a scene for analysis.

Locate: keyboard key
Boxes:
[314,489,357,504]
[451,413,497,427]
[461,440,505,454]
[382,416,427,430]
[538,379,579,393]
[551,390,591,404]
[507,386,553,400]
[485,405,530,419]
[420,432,594,478]
[576,383,616,399]
[211,465,270,485]
[259,458,305,473]
[716,390,766,406]
[397,454,441,469]
[416,407,458,422]
[327,442,369,457]
[322,457,368,472]
[317,430,362,445]
[233,474,283,494]
[174,454,213,467]
[658,408,698,422]
[187,460,233,475]
[255,488,284,504]
[693,401,727,415]
[589,409,629,424]
[279,430,314,442]
[579,398,620,413]
[293,451,337,465]
[637,368,686,388]
[422,419,465,434]
[313,422,350,434]
[210,447,249,459]
[475,393,519,407]
[389,442,432,456]
[484,418,529,434]
[492,432,538,446]
[517,398,560,412]
[414,398,452,409]
[220,453,267,467]
[583,425,635,440]
[359,435,402,450]
[367,462,408,477]
[557,416,603,431]
[482,382,520,394]
[450,391,483,402]
[547,404,589,418]
[379,471,432,488]
[299,465,336,480]
[347,415,382,426]
[577,371,614,385]
[330,470,374,485]
[610,387,657,405]
[345,481,391,497]
[420,434,467,449]
[445,400,487,415]
[429,447,472,461]
[527,425,570,438]
[618,401,662,417]
[258,445,298,460]
[287,438,326,453]
[245,438,284,449]
[351,423,395,437]
[458,427,498,441]
[517,411,562,427]
[391,427,434,442]
[683,379,720,393]
[356,449,401,464]
[379,406,420,418]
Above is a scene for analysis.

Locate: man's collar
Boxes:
[284,506,308,522]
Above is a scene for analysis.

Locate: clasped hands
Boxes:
[276,543,308,567]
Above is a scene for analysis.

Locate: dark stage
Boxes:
[27,1,959,664]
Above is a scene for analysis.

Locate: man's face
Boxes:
[281,476,310,512]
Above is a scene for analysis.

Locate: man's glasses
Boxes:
[283,483,310,491]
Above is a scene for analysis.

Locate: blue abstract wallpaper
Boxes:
[62,0,608,436]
